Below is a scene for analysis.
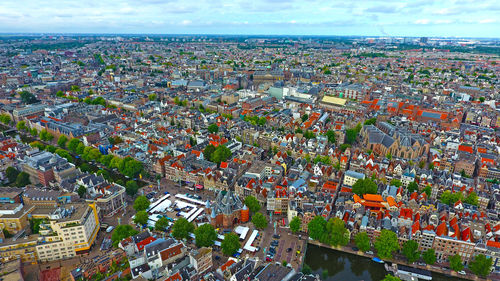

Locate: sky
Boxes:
[0,0,499,37]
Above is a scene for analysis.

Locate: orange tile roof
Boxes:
[362,194,383,202]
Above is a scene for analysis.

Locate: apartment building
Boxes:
[0,236,38,263]
[0,203,35,234]
[35,203,99,262]
[189,247,212,275]
[434,235,475,264]
[343,170,365,186]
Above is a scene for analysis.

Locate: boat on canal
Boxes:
[385,263,433,280]
[372,257,384,264]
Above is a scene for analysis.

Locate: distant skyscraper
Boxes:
[420,37,428,44]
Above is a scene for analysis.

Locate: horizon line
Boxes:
[0,32,499,40]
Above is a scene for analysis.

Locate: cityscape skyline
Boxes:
[1,0,499,37]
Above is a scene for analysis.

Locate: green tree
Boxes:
[57,135,68,148]
[16,121,27,131]
[302,264,312,275]
[0,114,11,125]
[54,149,73,162]
[19,90,37,104]
[3,229,13,238]
[110,156,123,169]
[133,210,149,226]
[326,217,349,246]
[345,125,361,145]
[290,216,302,234]
[251,213,268,229]
[364,118,377,126]
[15,172,31,187]
[422,249,436,265]
[449,254,464,271]
[30,128,38,136]
[402,240,420,263]
[352,178,378,196]
[77,185,86,198]
[121,157,143,178]
[210,145,232,164]
[99,154,114,167]
[88,148,102,162]
[354,231,371,252]
[308,216,327,241]
[221,233,241,256]
[125,180,139,196]
[386,152,392,160]
[303,131,315,139]
[171,218,195,240]
[440,190,463,205]
[479,97,485,102]
[469,254,492,277]
[418,161,426,169]
[464,191,478,206]
[76,142,85,154]
[5,166,20,183]
[29,141,45,150]
[390,179,401,187]
[155,217,170,231]
[422,185,432,197]
[301,114,309,122]
[374,229,400,260]
[111,225,139,247]
[407,181,419,193]
[46,145,56,153]
[340,144,351,152]
[194,224,217,247]
[207,123,219,134]
[40,129,54,141]
[148,93,157,101]
[244,196,261,213]
[381,275,401,281]
[203,144,216,161]
[67,139,81,153]
[257,117,267,126]
[325,130,336,143]
[133,196,150,211]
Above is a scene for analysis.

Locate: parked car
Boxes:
[273,234,280,239]
[287,247,292,252]
[365,251,374,255]
[458,271,466,275]
[271,241,279,247]
[352,247,359,251]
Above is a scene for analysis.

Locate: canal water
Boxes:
[304,243,465,281]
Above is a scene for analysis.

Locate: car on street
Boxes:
[458,271,466,275]
[271,240,279,247]
[365,251,374,255]
[266,256,273,262]
[352,247,359,251]
[273,234,280,239]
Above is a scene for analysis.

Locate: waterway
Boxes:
[304,243,466,281]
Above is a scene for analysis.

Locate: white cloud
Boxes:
[414,19,430,24]
[479,19,496,24]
